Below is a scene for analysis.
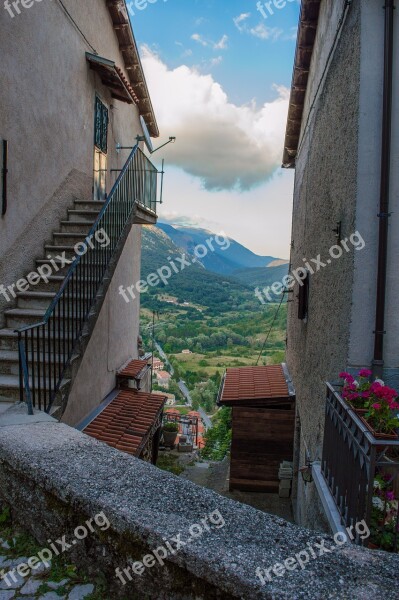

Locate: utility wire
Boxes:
[296,0,352,161]
[57,0,97,54]
[256,294,285,366]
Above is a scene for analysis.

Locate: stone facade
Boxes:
[286,0,399,529]
[0,0,155,423]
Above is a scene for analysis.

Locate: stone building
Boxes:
[283,0,398,530]
[0,0,163,436]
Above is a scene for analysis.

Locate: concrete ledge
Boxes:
[0,419,398,599]
[312,462,347,535]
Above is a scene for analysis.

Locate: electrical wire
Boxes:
[256,294,285,366]
[296,0,353,161]
[57,0,97,54]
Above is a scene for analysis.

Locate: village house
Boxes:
[0,0,166,458]
[0,2,398,597]
[156,370,172,389]
[283,0,399,532]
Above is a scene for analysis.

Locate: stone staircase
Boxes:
[0,200,104,403]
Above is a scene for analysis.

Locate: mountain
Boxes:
[141,226,259,314]
[157,223,286,276]
[231,265,289,289]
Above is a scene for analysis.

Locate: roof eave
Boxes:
[282,0,322,169]
[106,0,160,138]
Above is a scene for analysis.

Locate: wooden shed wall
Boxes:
[230,405,295,492]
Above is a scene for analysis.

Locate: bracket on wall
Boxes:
[332,221,342,241]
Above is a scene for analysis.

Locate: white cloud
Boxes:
[209,56,223,67]
[158,167,294,257]
[233,13,251,32]
[141,46,290,191]
[191,33,228,51]
[191,33,208,47]
[214,34,228,50]
[249,23,283,41]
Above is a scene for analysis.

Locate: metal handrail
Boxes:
[16,145,158,413]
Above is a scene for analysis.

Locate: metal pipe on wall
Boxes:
[373,0,395,376]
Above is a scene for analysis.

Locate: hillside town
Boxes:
[0,1,398,599]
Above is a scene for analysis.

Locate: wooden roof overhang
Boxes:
[218,364,295,409]
[106,0,159,138]
[86,53,137,104]
[282,0,321,168]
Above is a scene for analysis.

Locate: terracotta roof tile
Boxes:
[118,359,149,379]
[84,390,166,457]
[219,365,293,406]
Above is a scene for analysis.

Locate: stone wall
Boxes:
[0,414,398,599]
[286,0,361,528]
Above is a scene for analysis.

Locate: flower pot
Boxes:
[359,417,399,440]
[163,431,178,448]
[355,409,368,416]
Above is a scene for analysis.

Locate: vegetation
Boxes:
[163,422,179,432]
[156,453,185,476]
[201,408,232,461]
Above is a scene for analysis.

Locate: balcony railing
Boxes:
[17,145,158,414]
[322,383,399,551]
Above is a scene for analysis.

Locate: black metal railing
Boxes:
[17,145,158,413]
[322,383,399,550]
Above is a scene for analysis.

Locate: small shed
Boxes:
[218,364,296,493]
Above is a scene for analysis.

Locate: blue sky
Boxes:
[128,0,300,257]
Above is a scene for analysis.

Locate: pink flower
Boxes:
[359,369,372,378]
[362,391,371,399]
[372,403,381,410]
[370,382,383,393]
[389,401,399,410]
[339,372,351,379]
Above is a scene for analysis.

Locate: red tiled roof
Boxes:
[219,364,294,407]
[118,359,149,379]
[84,390,166,456]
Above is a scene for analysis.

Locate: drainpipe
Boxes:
[372,0,395,378]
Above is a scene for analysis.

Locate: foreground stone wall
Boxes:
[0,414,398,599]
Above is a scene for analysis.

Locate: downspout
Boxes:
[372,0,395,377]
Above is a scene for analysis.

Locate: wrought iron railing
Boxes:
[322,383,399,550]
[17,145,158,413]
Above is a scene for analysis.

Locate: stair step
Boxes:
[34,275,66,293]
[68,209,101,223]
[45,245,80,257]
[0,349,67,376]
[0,373,69,403]
[16,291,55,310]
[0,328,79,352]
[53,232,90,245]
[60,221,96,233]
[4,307,82,328]
[74,200,104,211]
